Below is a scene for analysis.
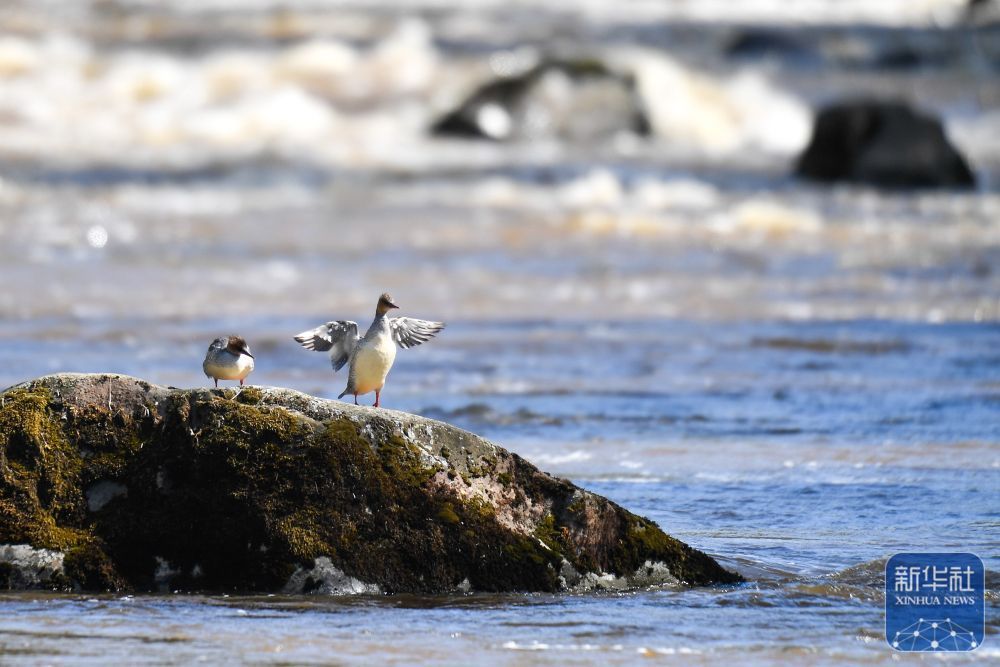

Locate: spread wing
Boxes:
[389,317,445,349]
[293,321,359,372]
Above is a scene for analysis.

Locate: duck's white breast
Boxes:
[352,335,396,393]
[204,353,254,380]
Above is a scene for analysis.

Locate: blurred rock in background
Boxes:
[795,100,977,188]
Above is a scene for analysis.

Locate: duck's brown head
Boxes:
[226,335,254,358]
[376,292,399,316]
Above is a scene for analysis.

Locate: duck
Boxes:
[203,335,255,388]
[293,293,444,407]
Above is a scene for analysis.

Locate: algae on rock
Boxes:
[0,373,742,593]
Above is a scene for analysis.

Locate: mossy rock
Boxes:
[0,373,741,593]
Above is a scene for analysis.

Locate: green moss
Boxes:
[503,540,546,566]
[0,386,140,590]
[63,540,129,591]
[67,405,146,489]
[84,452,130,481]
[532,513,564,558]
[235,387,263,405]
[0,388,86,549]
[603,517,742,585]
[627,518,676,553]
[377,434,441,489]
[275,516,328,561]
[465,456,496,478]
[499,530,563,582]
[462,496,496,521]
[436,503,460,524]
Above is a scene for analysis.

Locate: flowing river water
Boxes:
[0,1,998,664]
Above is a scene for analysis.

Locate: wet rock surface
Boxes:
[0,373,739,594]
[432,58,650,141]
[794,99,977,188]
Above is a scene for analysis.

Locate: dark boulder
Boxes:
[725,28,823,65]
[432,58,650,141]
[0,373,740,593]
[794,100,976,188]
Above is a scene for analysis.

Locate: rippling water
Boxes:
[1,318,996,664]
[1,0,999,664]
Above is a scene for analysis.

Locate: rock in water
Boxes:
[724,28,822,65]
[794,100,976,188]
[432,59,650,141]
[0,374,740,593]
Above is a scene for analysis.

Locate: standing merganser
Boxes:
[203,335,255,388]
[293,293,445,407]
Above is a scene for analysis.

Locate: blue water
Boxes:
[1,318,997,664]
